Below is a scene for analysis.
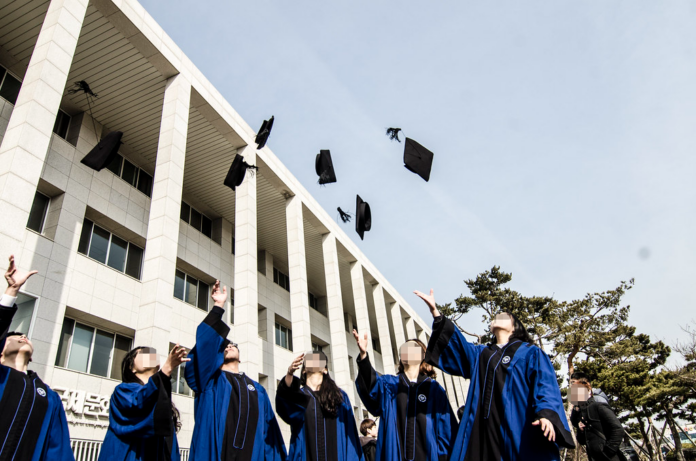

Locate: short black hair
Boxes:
[570,371,590,383]
[6,332,24,338]
[360,419,376,436]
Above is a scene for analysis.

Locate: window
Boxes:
[77,219,144,279]
[169,343,193,396]
[273,268,290,292]
[26,191,50,233]
[52,110,70,140]
[55,318,132,380]
[180,202,212,238]
[173,269,209,311]
[275,322,293,351]
[105,153,153,197]
[8,293,37,336]
[312,342,323,353]
[309,293,319,311]
[372,337,381,354]
[0,66,21,105]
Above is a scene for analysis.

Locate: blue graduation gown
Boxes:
[99,371,180,461]
[184,306,286,461]
[354,353,457,461]
[0,303,74,461]
[275,375,363,461]
[425,316,575,461]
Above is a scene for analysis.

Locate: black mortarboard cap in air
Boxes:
[316,150,336,185]
[224,154,258,191]
[255,116,274,149]
[355,195,372,240]
[403,137,434,182]
[81,131,123,171]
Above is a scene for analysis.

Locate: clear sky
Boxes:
[139,0,696,352]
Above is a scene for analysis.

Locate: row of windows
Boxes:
[180,202,212,239]
[0,65,21,105]
[106,153,154,197]
[77,219,144,280]
[273,268,290,291]
[173,270,209,311]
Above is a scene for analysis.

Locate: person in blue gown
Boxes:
[275,351,363,461]
[352,329,458,461]
[0,255,74,461]
[413,289,576,461]
[99,344,189,460]
[185,281,286,461]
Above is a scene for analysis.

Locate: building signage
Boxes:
[53,387,110,427]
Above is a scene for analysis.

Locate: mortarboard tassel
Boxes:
[67,80,98,98]
[244,162,259,178]
[337,207,352,223]
[386,127,402,142]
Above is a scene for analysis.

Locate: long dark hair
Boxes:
[500,312,535,345]
[300,351,343,418]
[121,346,182,432]
[397,338,437,379]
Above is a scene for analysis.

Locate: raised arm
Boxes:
[0,255,37,349]
[185,281,230,393]
[353,329,386,416]
[414,289,482,378]
[275,369,310,427]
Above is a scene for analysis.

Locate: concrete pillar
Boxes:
[372,283,396,373]
[350,262,373,357]
[443,373,459,410]
[234,146,260,377]
[405,316,417,340]
[285,196,312,354]
[136,74,191,357]
[0,0,89,256]
[321,233,352,397]
[453,376,467,407]
[390,302,407,355]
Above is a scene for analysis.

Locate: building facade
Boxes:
[0,0,470,455]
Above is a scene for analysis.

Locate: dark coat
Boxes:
[572,399,624,461]
[360,437,376,461]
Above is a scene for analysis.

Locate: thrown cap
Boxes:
[81,131,123,171]
[403,137,434,182]
[224,154,258,191]
[355,195,372,240]
[255,116,274,149]
[316,150,336,185]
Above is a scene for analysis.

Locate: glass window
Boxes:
[67,323,94,373]
[90,330,114,377]
[0,72,21,105]
[201,216,212,238]
[107,235,128,272]
[88,225,111,264]
[121,159,138,187]
[180,202,190,222]
[197,281,209,312]
[110,335,131,381]
[185,275,198,306]
[52,110,70,140]
[26,192,50,234]
[169,343,193,396]
[0,67,5,85]
[125,245,143,280]
[137,170,153,197]
[9,293,37,335]
[77,220,93,255]
[190,209,202,232]
[174,270,186,301]
[55,318,75,367]
[106,154,123,177]
[274,323,293,350]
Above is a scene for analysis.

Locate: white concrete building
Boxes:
[0,0,470,457]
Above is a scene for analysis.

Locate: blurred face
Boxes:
[491,313,514,334]
[304,353,327,374]
[569,382,591,405]
[399,341,424,367]
[132,347,159,373]
[2,333,33,358]
[224,342,240,362]
[367,425,378,438]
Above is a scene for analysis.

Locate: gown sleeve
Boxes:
[261,388,288,461]
[275,375,310,427]
[355,353,387,416]
[527,347,575,449]
[109,371,173,439]
[342,394,364,461]
[433,382,458,461]
[184,305,230,393]
[424,316,483,379]
[596,404,624,458]
[42,391,76,461]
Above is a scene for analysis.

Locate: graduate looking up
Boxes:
[414,289,576,461]
[184,281,286,461]
[98,344,189,461]
[0,255,74,461]
[352,329,458,461]
[276,351,363,461]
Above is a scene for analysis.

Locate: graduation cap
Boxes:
[316,150,336,185]
[80,131,123,171]
[337,207,352,223]
[255,116,274,149]
[224,153,259,191]
[386,128,434,182]
[355,195,371,240]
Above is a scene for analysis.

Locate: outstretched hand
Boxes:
[285,353,305,386]
[352,329,368,360]
[413,289,440,318]
[532,418,556,442]
[161,344,190,377]
[211,280,227,307]
[5,255,38,297]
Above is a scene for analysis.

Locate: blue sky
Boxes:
[140,0,696,352]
